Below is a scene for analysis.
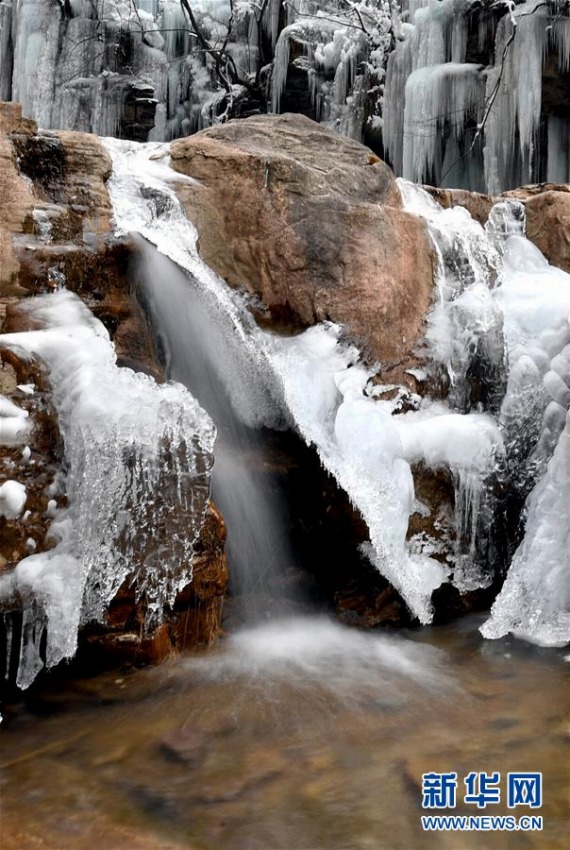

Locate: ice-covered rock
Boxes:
[0,290,216,688]
[401,179,570,643]
[481,411,570,647]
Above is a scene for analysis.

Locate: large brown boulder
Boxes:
[0,103,36,299]
[171,113,435,377]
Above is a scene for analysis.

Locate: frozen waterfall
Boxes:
[0,290,215,688]
[102,138,569,645]
[383,0,570,191]
[400,179,570,646]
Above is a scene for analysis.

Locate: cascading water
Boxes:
[134,242,297,616]
[103,138,303,619]
[102,137,569,647]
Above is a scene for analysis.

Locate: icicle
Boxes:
[0,0,13,102]
[483,3,550,193]
[402,62,484,184]
[16,606,46,690]
[384,0,481,181]
[552,14,570,71]
[3,615,14,681]
[453,469,488,591]
[547,116,570,183]
[271,23,294,112]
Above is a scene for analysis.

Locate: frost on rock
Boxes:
[0,290,215,688]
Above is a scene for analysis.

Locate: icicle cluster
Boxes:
[484,0,570,191]
[0,290,215,688]
[2,0,234,138]
[384,0,570,191]
[271,0,392,142]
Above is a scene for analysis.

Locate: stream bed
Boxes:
[1,615,568,850]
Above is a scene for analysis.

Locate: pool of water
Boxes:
[1,615,568,850]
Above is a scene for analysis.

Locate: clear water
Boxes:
[1,616,567,850]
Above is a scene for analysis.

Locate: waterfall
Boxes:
[134,242,297,615]
[102,138,301,618]
[102,138,569,645]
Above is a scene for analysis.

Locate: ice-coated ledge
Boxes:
[0,290,215,688]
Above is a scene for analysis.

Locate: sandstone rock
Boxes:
[422,186,495,226]
[506,187,570,273]
[171,113,435,378]
[0,103,36,297]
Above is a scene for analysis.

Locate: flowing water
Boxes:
[0,616,567,850]
[1,138,567,849]
[134,241,297,618]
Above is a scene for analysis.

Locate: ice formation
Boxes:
[270,2,392,141]
[0,395,31,445]
[0,480,27,520]
[3,0,234,138]
[267,325,502,619]
[481,412,570,647]
[0,290,215,688]
[384,0,570,191]
[399,180,570,644]
[103,137,568,642]
[1,0,567,185]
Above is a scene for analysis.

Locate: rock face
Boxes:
[0,102,228,687]
[0,102,36,298]
[171,113,435,379]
